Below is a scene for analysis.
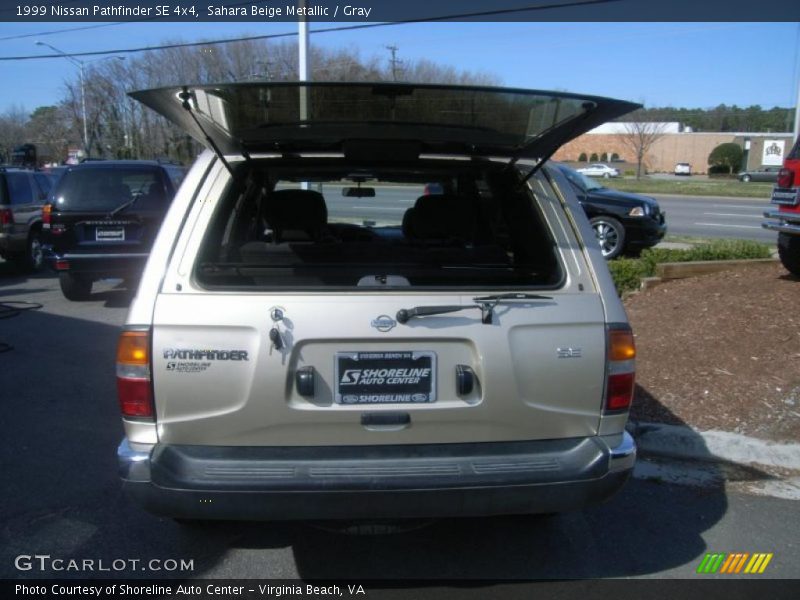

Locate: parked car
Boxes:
[738,166,782,183]
[763,136,800,275]
[0,167,54,270]
[43,160,186,300]
[555,163,666,259]
[674,162,691,176]
[576,163,620,178]
[116,82,639,523]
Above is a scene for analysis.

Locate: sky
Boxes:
[0,21,799,116]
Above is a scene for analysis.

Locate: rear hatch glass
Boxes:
[53,167,167,212]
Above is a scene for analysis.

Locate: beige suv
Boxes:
[116,83,638,522]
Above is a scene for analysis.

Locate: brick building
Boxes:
[552,125,795,174]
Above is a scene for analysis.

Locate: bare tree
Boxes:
[49,38,503,164]
[619,119,668,179]
[0,105,29,163]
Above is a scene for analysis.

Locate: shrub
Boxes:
[708,143,743,174]
[611,153,620,161]
[578,152,588,162]
[608,239,772,295]
[608,259,649,294]
[600,152,608,161]
[590,152,599,161]
[623,170,635,176]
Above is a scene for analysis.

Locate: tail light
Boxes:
[116,329,154,419]
[0,208,13,225]
[42,203,52,228]
[777,168,795,189]
[606,326,636,411]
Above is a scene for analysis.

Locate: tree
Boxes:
[0,105,28,163]
[600,152,608,162]
[578,152,587,162]
[708,142,743,175]
[27,106,72,164]
[589,152,599,161]
[619,118,668,179]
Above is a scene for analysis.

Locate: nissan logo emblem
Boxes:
[371,315,397,332]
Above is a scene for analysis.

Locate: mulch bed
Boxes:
[625,261,800,442]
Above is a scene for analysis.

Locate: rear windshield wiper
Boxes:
[397,293,552,325]
[108,196,138,217]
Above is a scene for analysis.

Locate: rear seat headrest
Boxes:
[265,189,327,242]
[405,194,475,241]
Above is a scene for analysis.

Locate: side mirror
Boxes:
[342,187,376,198]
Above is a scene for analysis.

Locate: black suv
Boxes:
[0,167,54,271]
[44,160,185,300]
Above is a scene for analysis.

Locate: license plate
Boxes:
[334,351,436,404]
[96,227,125,241]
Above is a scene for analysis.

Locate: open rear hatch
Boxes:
[130,82,639,161]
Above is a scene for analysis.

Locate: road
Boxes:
[0,268,798,581]
[652,194,776,244]
[309,184,778,244]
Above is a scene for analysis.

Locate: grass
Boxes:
[601,177,773,199]
[608,238,773,295]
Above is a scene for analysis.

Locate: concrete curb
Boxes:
[628,421,800,471]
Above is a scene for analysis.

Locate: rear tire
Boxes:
[778,233,800,277]
[10,231,44,272]
[741,174,751,182]
[59,272,93,301]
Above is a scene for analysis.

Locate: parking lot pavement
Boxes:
[2,267,799,580]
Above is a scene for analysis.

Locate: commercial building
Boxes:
[552,123,794,174]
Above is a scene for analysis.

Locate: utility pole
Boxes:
[386,45,401,81]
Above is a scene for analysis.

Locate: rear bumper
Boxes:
[763,209,800,235]
[118,433,636,520]
[46,250,148,278]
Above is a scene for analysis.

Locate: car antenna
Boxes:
[179,87,235,176]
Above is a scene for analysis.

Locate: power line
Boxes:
[0,23,126,42]
[0,0,622,61]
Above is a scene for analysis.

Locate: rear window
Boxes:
[53,167,167,212]
[5,172,33,205]
[195,160,562,291]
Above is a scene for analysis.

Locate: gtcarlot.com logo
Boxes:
[14,554,194,573]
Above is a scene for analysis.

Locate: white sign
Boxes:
[762,140,785,166]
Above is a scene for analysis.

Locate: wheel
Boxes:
[777,233,800,277]
[742,174,751,182]
[27,231,44,271]
[603,172,610,178]
[590,216,626,259]
[11,231,44,272]
[59,272,93,301]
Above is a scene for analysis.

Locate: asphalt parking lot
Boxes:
[1,264,799,580]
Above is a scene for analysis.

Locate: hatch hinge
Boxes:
[179,87,236,176]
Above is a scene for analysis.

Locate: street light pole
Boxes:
[78,62,88,156]
[35,42,124,158]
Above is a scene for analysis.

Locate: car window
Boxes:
[54,167,167,212]
[560,166,602,191]
[5,172,34,205]
[196,162,563,290]
[33,173,52,198]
